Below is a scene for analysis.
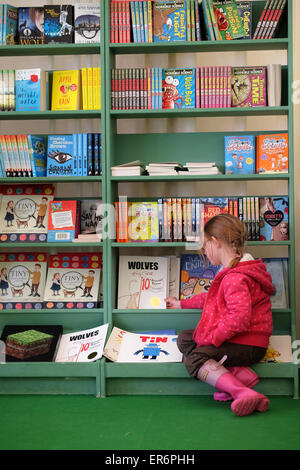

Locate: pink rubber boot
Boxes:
[214,367,259,402]
[197,358,269,417]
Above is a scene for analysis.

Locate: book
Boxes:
[162,68,195,109]
[224,135,255,175]
[153,0,187,42]
[231,66,267,107]
[15,69,47,112]
[0,252,47,309]
[55,324,108,363]
[74,3,100,44]
[128,201,159,242]
[47,134,74,177]
[18,7,44,45]
[261,335,292,363]
[209,0,246,40]
[237,0,251,39]
[43,253,102,309]
[47,200,79,242]
[2,4,18,45]
[103,327,182,363]
[201,197,228,225]
[117,255,169,309]
[263,257,289,309]
[44,4,74,44]
[111,160,145,176]
[267,63,282,107]
[27,135,47,177]
[0,184,54,243]
[259,196,289,241]
[80,199,103,235]
[168,255,181,298]
[180,253,221,300]
[256,133,288,174]
[51,69,81,111]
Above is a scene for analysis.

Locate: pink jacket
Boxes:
[180,259,274,348]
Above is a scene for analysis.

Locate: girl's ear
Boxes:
[211,236,221,248]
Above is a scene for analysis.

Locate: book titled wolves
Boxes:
[117,256,169,309]
[18,7,44,45]
[153,0,187,42]
[44,4,74,44]
[47,134,74,177]
[55,324,108,362]
[224,135,255,175]
[163,68,195,109]
[180,253,221,300]
[231,66,267,107]
[74,3,100,43]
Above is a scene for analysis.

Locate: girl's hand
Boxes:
[165,297,181,309]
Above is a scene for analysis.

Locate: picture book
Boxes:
[0,252,47,309]
[128,201,159,242]
[231,66,267,107]
[0,184,54,243]
[74,3,100,44]
[210,0,245,40]
[15,69,47,112]
[0,324,63,362]
[18,7,44,45]
[27,135,47,177]
[201,197,228,225]
[259,196,289,241]
[117,256,169,309]
[80,199,103,235]
[256,133,288,174]
[2,4,18,45]
[51,69,81,111]
[180,253,221,300]
[237,0,252,39]
[47,134,74,177]
[103,327,183,363]
[224,135,255,175]
[43,252,102,309]
[263,257,289,309]
[44,4,74,44]
[47,200,79,242]
[153,0,187,42]
[162,68,195,109]
[55,323,108,363]
[261,335,292,363]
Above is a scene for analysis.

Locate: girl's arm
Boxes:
[180,292,207,309]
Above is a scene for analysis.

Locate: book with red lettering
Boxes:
[201,197,228,225]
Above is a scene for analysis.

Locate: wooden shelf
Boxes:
[0,110,101,121]
[111,174,290,182]
[0,43,101,57]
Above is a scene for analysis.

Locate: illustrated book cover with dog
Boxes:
[43,252,102,308]
[0,184,54,243]
[180,253,221,300]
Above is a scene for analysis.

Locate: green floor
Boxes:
[1,395,300,450]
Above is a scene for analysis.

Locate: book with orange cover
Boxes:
[256,133,288,174]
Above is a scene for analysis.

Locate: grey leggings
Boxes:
[177,329,267,378]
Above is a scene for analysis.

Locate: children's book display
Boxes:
[0,184,54,243]
[180,253,221,300]
[43,252,102,309]
[51,69,81,111]
[103,326,182,363]
[259,196,289,241]
[0,252,47,310]
[224,135,255,175]
[162,68,195,109]
[74,3,100,44]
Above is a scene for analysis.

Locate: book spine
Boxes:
[191,0,196,41]
[253,0,271,39]
[260,0,277,39]
[130,1,137,42]
[195,0,201,41]
[258,0,275,39]
[195,67,200,108]
[207,0,221,40]
[16,134,27,177]
[77,133,83,176]
[177,197,182,241]
[187,0,191,42]
[72,133,78,176]
[143,1,148,42]
[82,133,88,176]
[158,198,163,241]
[269,0,286,39]
[22,135,32,177]
[216,66,220,108]
[148,0,153,42]
[227,66,231,108]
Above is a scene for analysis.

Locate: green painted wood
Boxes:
[0,177,102,183]
[0,110,101,121]
[0,242,103,248]
[0,43,100,56]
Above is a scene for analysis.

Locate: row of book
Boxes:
[0,133,102,178]
[0,67,101,112]
[117,253,289,310]
[0,4,100,46]
[114,195,289,243]
[111,64,278,110]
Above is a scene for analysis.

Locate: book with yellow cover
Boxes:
[93,67,101,110]
[81,68,88,110]
[51,69,81,111]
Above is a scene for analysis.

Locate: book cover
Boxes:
[263,257,289,309]
[256,133,288,174]
[80,199,103,235]
[0,184,54,243]
[15,69,47,112]
[2,4,18,45]
[237,0,251,39]
[44,252,102,308]
[117,255,169,309]
[261,335,292,363]
[0,324,63,362]
[47,200,78,242]
[231,66,267,107]
[210,0,245,40]
[201,197,228,225]
[27,135,47,177]
[44,4,74,44]
[74,3,100,44]
[0,252,47,309]
[259,196,289,241]
[18,7,44,45]
[153,0,187,42]
[224,135,255,174]
[47,134,74,177]
[180,253,221,299]
[55,323,108,362]
[162,68,195,109]
[51,69,81,111]
[128,201,159,242]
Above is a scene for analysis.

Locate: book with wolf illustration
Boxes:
[0,184,54,243]
[43,252,102,308]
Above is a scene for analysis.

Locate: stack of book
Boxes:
[111,160,145,176]
[145,162,182,175]
[177,162,221,175]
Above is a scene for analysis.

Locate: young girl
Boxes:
[165,213,274,417]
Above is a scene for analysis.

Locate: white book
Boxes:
[267,64,281,107]
[55,324,108,362]
[184,162,216,167]
[74,4,100,44]
[261,335,293,363]
[168,255,180,299]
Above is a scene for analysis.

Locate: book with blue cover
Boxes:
[153,0,187,42]
[27,135,47,177]
[18,7,44,45]
[162,68,195,109]
[15,69,46,112]
[47,134,74,177]
[2,4,18,45]
[180,253,221,300]
[224,135,255,175]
